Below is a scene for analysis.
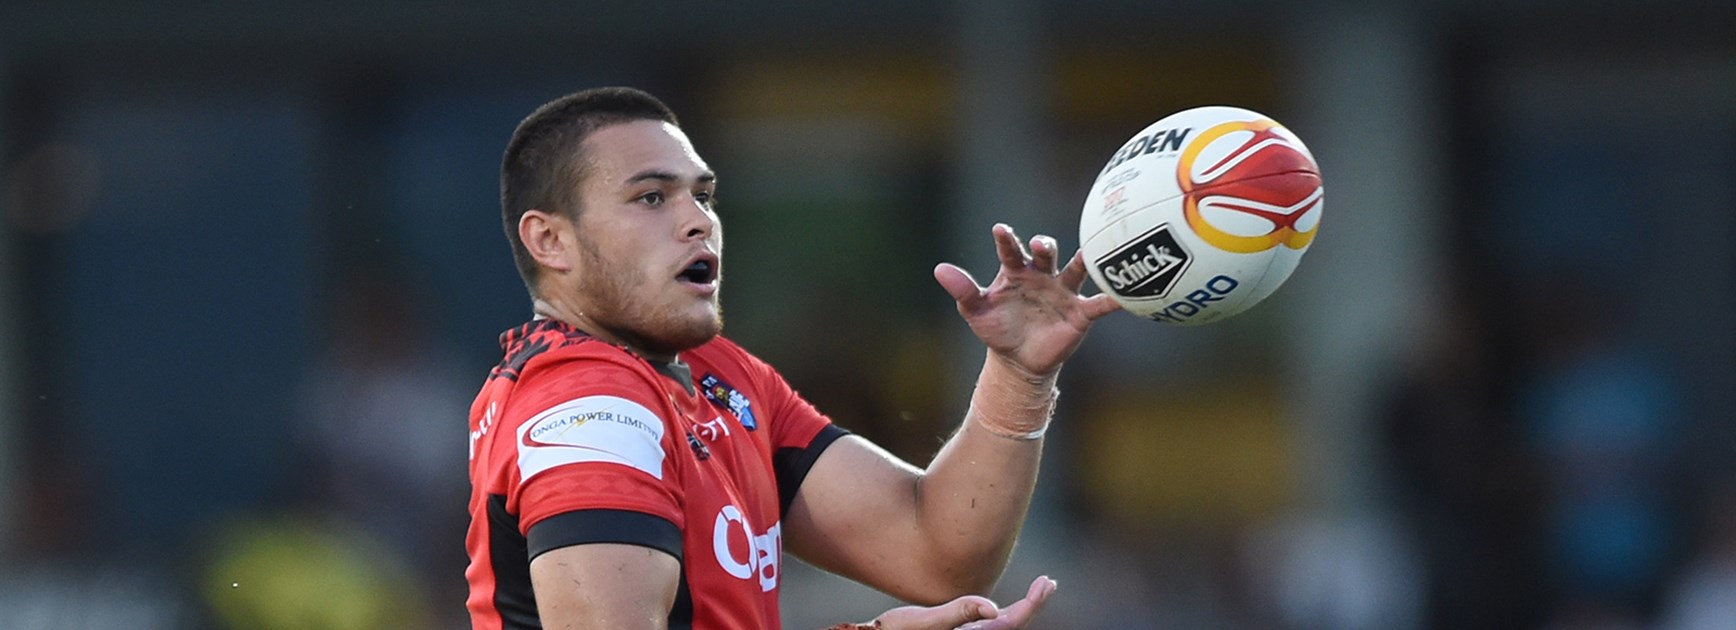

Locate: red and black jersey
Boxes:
[465,319,847,629]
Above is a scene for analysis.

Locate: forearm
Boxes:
[914,351,1056,591]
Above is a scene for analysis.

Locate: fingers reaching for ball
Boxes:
[991,224,1065,275]
[1058,251,1088,292]
[1029,235,1060,275]
[991,224,1032,271]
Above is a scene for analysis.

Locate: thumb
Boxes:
[933,263,985,309]
[1080,292,1123,321]
[875,595,999,629]
[935,596,1000,626]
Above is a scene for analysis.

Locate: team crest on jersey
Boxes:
[700,374,757,431]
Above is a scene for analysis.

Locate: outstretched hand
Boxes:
[935,224,1121,378]
[862,575,1058,630]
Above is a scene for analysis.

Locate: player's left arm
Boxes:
[785,224,1118,605]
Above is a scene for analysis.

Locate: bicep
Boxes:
[783,435,940,602]
[530,543,680,630]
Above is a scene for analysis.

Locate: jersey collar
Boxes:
[510,317,697,396]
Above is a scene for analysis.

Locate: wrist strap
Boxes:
[977,418,1050,441]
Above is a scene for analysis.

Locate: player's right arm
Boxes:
[530,543,678,630]
[490,346,687,628]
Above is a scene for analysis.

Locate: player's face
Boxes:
[567,120,723,357]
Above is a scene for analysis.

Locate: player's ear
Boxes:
[520,209,576,274]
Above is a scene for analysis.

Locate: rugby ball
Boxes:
[1080,106,1323,325]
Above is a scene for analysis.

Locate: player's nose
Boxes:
[677,194,716,241]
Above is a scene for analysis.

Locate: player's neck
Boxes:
[530,296,679,363]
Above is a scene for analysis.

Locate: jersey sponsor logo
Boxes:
[469,401,497,462]
[712,504,781,592]
[699,373,757,430]
[517,395,666,481]
[694,415,731,443]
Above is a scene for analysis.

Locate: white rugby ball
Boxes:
[1080,106,1323,325]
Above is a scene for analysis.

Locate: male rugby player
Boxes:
[466,87,1119,629]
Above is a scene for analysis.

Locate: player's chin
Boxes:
[647,309,722,354]
[685,306,722,340]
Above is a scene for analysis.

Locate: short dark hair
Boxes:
[500,87,679,291]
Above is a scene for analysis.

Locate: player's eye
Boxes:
[638,191,665,206]
[695,190,717,209]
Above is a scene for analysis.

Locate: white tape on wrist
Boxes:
[978,418,1050,441]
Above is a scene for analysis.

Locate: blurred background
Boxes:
[0,1,1733,628]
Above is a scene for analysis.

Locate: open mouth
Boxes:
[677,254,719,285]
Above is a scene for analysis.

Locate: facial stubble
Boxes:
[573,231,722,357]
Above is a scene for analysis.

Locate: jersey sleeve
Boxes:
[724,342,851,515]
[504,349,684,561]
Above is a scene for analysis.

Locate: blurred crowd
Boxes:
[3,150,1732,630]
